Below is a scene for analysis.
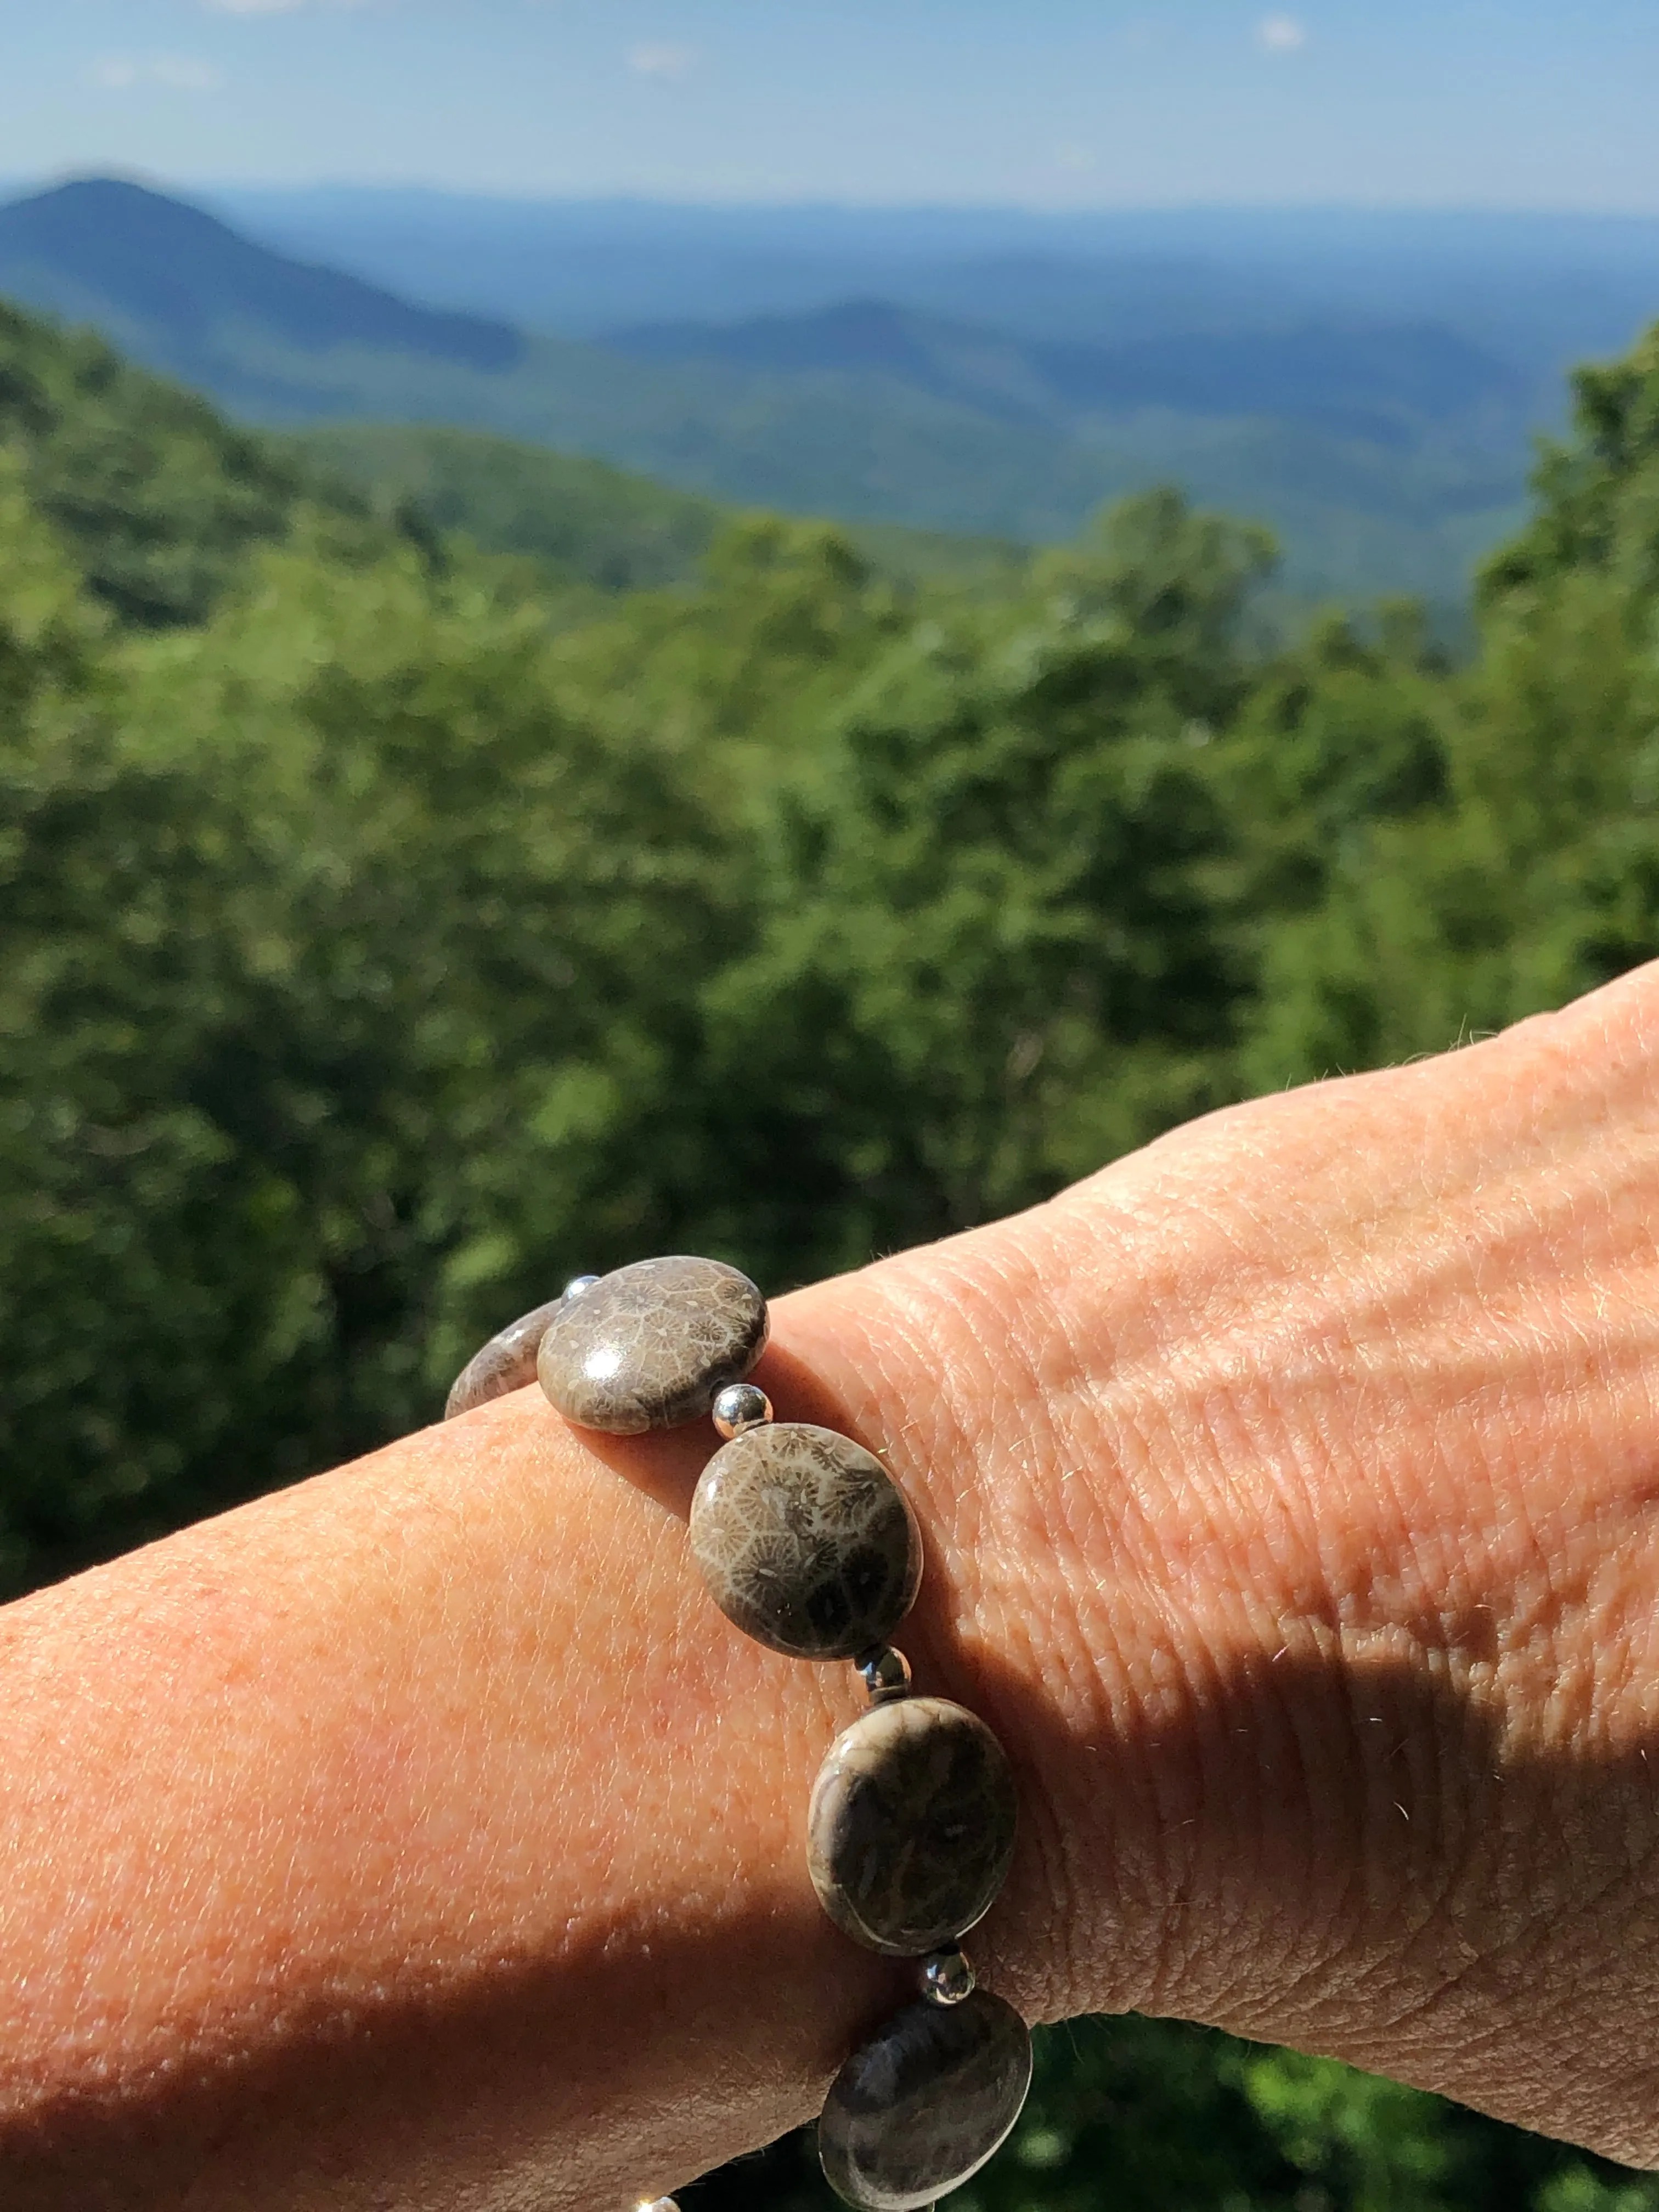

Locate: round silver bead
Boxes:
[712,1381,774,1440]
[563,1274,602,1301]
[857,1644,913,1705]
[636,2199,680,2212]
[920,1948,977,2007]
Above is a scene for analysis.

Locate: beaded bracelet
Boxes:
[447,1256,1032,2212]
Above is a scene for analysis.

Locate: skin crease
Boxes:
[4,963,1659,2206]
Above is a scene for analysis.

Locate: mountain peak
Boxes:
[0,176,525,375]
[22,174,233,227]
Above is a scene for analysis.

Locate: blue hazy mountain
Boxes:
[4,176,1645,604]
[0,178,524,385]
[610,299,1524,447]
[215,185,1659,382]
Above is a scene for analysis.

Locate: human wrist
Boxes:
[765,1223,1208,2034]
[881,991,1659,2166]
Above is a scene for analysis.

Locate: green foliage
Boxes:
[222,324,1526,606]
[0,524,733,1583]
[1537,2172,1659,2212]
[1241,324,1659,1089]
[288,418,1031,601]
[1480,325,1659,606]
[697,494,1265,1262]
[1242,2051,1466,2212]
[0,300,413,627]
[6,299,1659,2205]
[289,420,723,593]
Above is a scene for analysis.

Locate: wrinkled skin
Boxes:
[4,964,1659,2207]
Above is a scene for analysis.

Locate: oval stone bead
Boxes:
[535,1256,767,1435]
[808,1697,1017,1956]
[445,1299,565,1420]
[818,1988,1032,2212]
[690,1423,922,1661]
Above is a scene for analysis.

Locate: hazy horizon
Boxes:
[18,171,1659,242]
[5,3,1657,213]
[71,180,1659,223]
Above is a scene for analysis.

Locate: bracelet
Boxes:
[448,1256,1033,2212]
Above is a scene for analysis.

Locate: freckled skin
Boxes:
[818,1989,1033,2212]
[690,1424,923,1661]
[534,1257,768,1434]
[807,1699,1018,1956]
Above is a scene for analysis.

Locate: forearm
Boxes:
[5,966,1659,2206]
[0,1324,906,2208]
[1,1240,1130,2209]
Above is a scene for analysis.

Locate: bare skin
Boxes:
[5,962,1659,2208]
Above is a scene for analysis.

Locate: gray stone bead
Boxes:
[445,1299,565,1419]
[535,1256,768,1435]
[689,1423,922,1661]
[807,1697,1017,1956]
[818,1988,1032,2212]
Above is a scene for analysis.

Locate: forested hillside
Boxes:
[4,296,1659,2209]
[292,421,723,591]
[0,177,1584,603]
[286,420,1025,596]
[0,297,416,625]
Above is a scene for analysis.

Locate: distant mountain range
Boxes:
[209,187,1659,379]
[609,299,1524,448]
[3,176,1655,603]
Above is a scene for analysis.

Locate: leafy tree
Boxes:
[0,297,423,627]
[696,494,1261,1273]
[0,522,734,1588]
[1243,320,1659,1089]
[7,297,1659,2210]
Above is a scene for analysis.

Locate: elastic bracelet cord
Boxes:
[447,1256,1034,2212]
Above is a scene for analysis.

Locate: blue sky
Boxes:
[7,2,1659,208]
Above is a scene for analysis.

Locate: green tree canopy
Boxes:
[7,295,1659,2212]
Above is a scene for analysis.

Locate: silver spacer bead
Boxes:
[563,1274,602,1301]
[919,1947,977,2006]
[635,2200,680,2212]
[712,1381,774,1440]
[856,1644,912,1705]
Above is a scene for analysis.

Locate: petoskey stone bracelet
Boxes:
[447,1255,1034,2212]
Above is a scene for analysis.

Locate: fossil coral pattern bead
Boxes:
[445,1299,566,1419]
[817,1988,1033,2211]
[536,1257,768,1435]
[473,1249,1035,2209]
[689,1422,923,1661]
[807,1696,1017,1955]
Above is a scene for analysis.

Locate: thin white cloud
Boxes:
[628,42,697,80]
[91,54,224,92]
[1256,14,1307,50]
